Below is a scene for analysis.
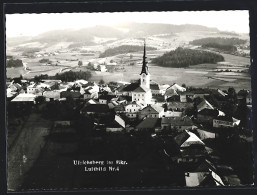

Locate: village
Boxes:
[7,43,253,189]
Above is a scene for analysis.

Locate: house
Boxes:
[185,160,224,187]
[116,95,132,104]
[197,109,219,124]
[178,91,195,103]
[164,87,178,100]
[197,99,214,112]
[213,116,240,128]
[174,130,204,148]
[174,130,206,164]
[166,102,193,113]
[106,115,126,132]
[138,104,164,119]
[131,86,152,105]
[83,88,98,100]
[161,117,194,131]
[98,94,117,104]
[125,101,143,119]
[43,91,61,101]
[8,83,22,92]
[27,83,42,94]
[164,102,190,117]
[166,95,180,102]
[113,104,125,114]
[170,83,186,92]
[135,118,162,133]
[150,83,160,95]
[60,91,82,100]
[196,128,216,140]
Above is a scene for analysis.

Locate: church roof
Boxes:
[133,86,147,93]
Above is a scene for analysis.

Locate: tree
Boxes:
[78,60,83,67]
[35,96,46,104]
[97,64,101,71]
[87,62,94,70]
[99,79,105,85]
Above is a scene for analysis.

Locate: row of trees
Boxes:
[202,43,237,52]
[190,37,247,46]
[99,45,157,58]
[152,47,224,68]
[32,70,92,82]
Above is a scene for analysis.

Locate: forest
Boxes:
[6,59,23,68]
[99,45,157,58]
[190,37,247,46]
[152,47,224,68]
[202,43,237,52]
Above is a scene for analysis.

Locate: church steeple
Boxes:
[140,40,148,75]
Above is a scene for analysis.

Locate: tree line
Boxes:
[190,37,247,46]
[33,70,92,82]
[99,45,157,58]
[152,47,224,68]
[202,43,237,52]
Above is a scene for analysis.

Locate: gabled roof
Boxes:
[141,104,164,114]
[170,83,186,92]
[198,108,219,117]
[133,86,147,93]
[117,82,140,92]
[197,99,214,112]
[114,115,125,128]
[165,87,178,96]
[174,130,204,148]
[136,118,161,129]
[11,93,36,102]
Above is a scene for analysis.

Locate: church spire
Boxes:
[140,40,148,75]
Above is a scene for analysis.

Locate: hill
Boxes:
[7,23,222,46]
[152,47,224,68]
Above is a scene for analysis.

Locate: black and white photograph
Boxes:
[5,10,254,191]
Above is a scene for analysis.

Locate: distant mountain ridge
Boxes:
[7,22,221,45]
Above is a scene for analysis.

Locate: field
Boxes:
[6,30,251,91]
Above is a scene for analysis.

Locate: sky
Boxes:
[6,11,249,37]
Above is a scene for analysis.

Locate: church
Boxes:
[131,41,152,105]
[115,41,161,106]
